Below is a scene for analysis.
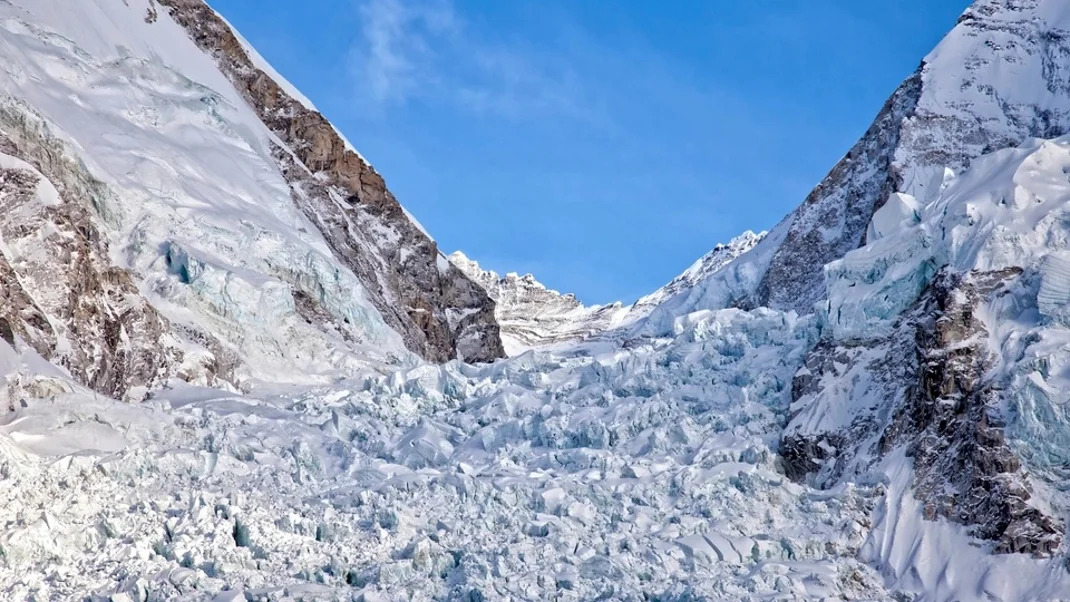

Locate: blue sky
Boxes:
[211,0,971,305]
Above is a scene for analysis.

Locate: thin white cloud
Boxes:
[352,0,456,103]
[349,0,594,120]
[453,46,591,119]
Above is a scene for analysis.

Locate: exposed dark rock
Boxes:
[756,71,924,313]
[0,318,15,347]
[0,101,252,396]
[780,432,845,483]
[889,269,1060,557]
[292,289,354,343]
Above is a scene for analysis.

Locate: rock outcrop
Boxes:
[0,129,179,399]
[783,269,1062,557]
[896,270,1061,556]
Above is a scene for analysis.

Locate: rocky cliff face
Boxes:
[754,74,923,312]
[784,269,1062,557]
[155,0,503,364]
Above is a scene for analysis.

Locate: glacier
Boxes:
[1,305,904,600]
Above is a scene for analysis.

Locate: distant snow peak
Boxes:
[448,251,625,355]
[450,230,764,355]
[447,251,572,301]
[633,229,765,313]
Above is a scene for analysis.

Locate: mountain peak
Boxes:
[449,250,624,354]
[740,0,1070,313]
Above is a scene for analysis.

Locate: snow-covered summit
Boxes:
[632,230,764,314]
[658,0,1070,319]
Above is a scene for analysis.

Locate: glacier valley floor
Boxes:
[0,308,900,601]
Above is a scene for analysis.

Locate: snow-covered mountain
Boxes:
[748,0,1070,565]
[5,0,1070,600]
[0,0,502,398]
[156,0,504,365]
[649,0,1070,322]
[449,231,762,354]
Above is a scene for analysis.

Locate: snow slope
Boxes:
[0,0,416,387]
[157,0,504,364]
[631,230,765,317]
[5,254,1070,600]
